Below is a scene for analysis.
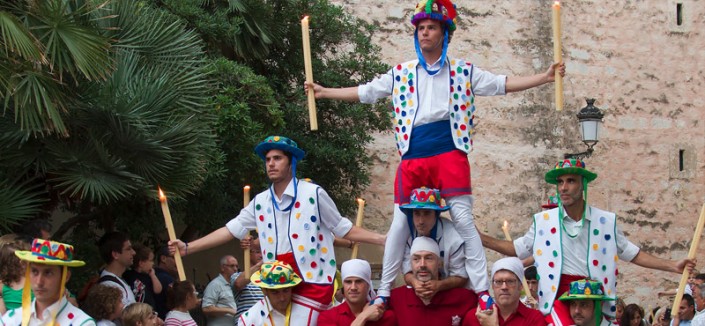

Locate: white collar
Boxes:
[31,296,68,321]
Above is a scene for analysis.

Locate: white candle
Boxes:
[552,1,564,111]
[301,16,318,130]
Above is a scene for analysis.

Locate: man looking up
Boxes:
[170,135,385,325]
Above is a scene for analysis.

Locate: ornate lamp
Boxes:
[564,98,604,159]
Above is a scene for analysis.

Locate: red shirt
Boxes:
[390,286,478,326]
[317,302,397,326]
[462,302,547,326]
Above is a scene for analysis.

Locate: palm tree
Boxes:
[0,0,218,235]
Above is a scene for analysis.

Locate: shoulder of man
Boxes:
[98,274,129,293]
[65,306,97,326]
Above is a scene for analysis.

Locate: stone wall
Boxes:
[331,0,705,309]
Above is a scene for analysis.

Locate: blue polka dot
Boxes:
[545,240,551,246]
[395,76,401,82]
[604,234,611,241]
[538,230,544,236]
[548,274,554,280]
[304,223,310,230]
[310,236,315,242]
[310,216,317,222]
[600,216,607,224]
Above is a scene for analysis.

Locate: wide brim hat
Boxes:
[400,187,449,212]
[251,261,302,289]
[254,136,305,162]
[558,279,614,301]
[545,159,597,185]
[411,0,458,32]
[15,238,85,267]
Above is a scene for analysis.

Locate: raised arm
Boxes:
[168,227,235,256]
[630,251,696,274]
[479,232,518,257]
[305,82,360,101]
[343,226,386,246]
[505,62,565,93]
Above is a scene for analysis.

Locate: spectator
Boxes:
[673,294,696,326]
[1,239,95,326]
[82,284,125,326]
[98,231,137,308]
[164,281,199,326]
[620,303,645,326]
[231,238,264,319]
[557,279,614,326]
[0,235,31,314]
[124,244,163,308]
[691,283,705,326]
[202,255,238,326]
[154,247,177,319]
[522,266,539,309]
[122,303,159,326]
[614,298,626,324]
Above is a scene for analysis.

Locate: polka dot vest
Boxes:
[391,59,476,157]
[254,180,336,285]
[534,206,618,317]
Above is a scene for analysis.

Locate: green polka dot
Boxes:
[267,252,274,259]
[593,229,599,235]
[400,86,406,92]
[401,101,407,108]
[453,93,459,100]
[602,265,607,271]
[408,73,414,79]
[255,204,261,210]
[309,249,316,256]
[456,67,462,73]
[552,250,558,257]
[309,197,315,204]
[319,270,323,276]
[544,302,549,308]
[329,259,336,266]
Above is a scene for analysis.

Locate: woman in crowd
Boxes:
[0,235,31,314]
[81,284,125,326]
[620,303,646,326]
[122,303,160,326]
[164,281,199,326]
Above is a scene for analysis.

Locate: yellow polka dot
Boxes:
[406,119,411,125]
[298,245,305,252]
[543,213,550,220]
[408,100,414,106]
[296,212,301,219]
[402,77,407,83]
[592,244,599,251]
[267,237,273,244]
[306,272,313,279]
[321,247,328,254]
[608,289,612,295]
[429,195,436,203]
[466,82,471,88]
[456,130,462,137]
[464,116,469,123]
[394,89,399,95]
[614,255,619,262]
[450,59,456,65]
[536,249,543,256]
[408,63,415,68]
[551,285,557,292]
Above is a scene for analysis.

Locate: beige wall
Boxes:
[329,0,705,309]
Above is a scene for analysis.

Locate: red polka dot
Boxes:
[410,86,415,93]
[295,202,301,208]
[404,134,409,140]
[318,234,323,241]
[328,276,333,282]
[466,89,471,96]
[292,234,299,239]
[460,105,467,111]
[450,71,456,77]
[311,262,317,268]
[604,278,608,285]
[396,64,402,70]
[615,269,619,276]
[550,227,557,234]
[548,262,555,268]
[68,313,74,319]
[592,260,599,266]
[460,125,467,131]
[258,215,264,221]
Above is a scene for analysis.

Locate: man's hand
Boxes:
[167,239,187,256]
[304,82,324,99]
[675,258,697,274]
[475,305,499,326]
[544,62,566,82]
[413,280,440,300]
[351,304,385,326]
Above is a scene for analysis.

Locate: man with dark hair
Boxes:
[521,266,539,309]
[673,294,696,326]
[558,279,615,326]
[306,0,565,306]
[154,246,176,319]
[98,231,136,307]
[691,284,705,326]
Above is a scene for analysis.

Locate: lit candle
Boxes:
[243,185,252,278]
[552,1,564,111]
[502,220,512,241]
[301,16,318,130]
[672,203,705,318]
[351,198,365,259]
[158,188,186,281]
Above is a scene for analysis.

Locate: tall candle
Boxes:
[552,1,564,111]
[243,185,252,278]
[351,198,365,259]
[502,219,535,305]
[158,188,186,281]
[502,220,512,240]
[672,203,705,318]
[301,16,318,130]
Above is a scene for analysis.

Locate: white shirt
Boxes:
[237,297,287,326]
[1,296,96,326]
[226,178,353,254]
[99,270,136,308]
[358,57,506,126]
[692,309,705,326]
[513,206,640,275]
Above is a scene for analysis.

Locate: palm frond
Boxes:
[0,10,43,62]
[0,177,47,233]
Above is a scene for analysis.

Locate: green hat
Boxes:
[544,159,597,185]
[15,238,85,267]
[254,136,305,161]
[558,279,614,301]
[251,261,302,289]
[400,187,449,212]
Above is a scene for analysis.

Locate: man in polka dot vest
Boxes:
[1,239,96,326]
[169,136,385,326]
[480,159,695,326]
[304,0,566,305]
